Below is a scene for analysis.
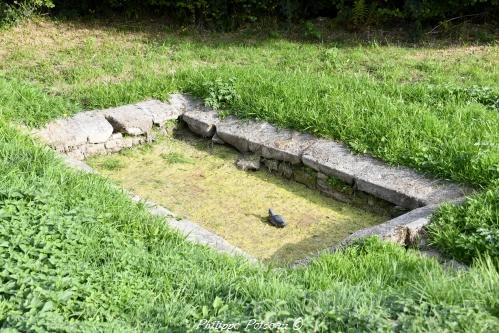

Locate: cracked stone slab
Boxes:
[216,118,315,164]
[302,140,470,209]
[104,104,153,136]
[35,111,113,150]
[340,203,439,246]
[74,112,115,144]
[182,109,220,137]
[136,99,184,126]
[340,197,463,246]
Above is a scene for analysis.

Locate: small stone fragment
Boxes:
[212,133,225,145]
[235,154,261,171]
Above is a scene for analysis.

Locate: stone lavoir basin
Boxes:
[35,94,470,265]
[88,128,386,264]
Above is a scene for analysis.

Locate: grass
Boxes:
[160,151,194,164]
[0,17,498,331]
[1,19,497,185]
[99,158,124,170]
[428,181,499,264]
[88,128,385,263]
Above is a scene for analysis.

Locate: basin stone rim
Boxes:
[33,92,471,265]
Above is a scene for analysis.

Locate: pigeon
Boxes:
[268,209,286,228]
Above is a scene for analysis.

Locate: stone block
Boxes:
[104,104,153,136]
[85,143,107,156]
[182,109,220,137]
[292,165,317,189]
[136,99,184,126]
[278,162,293,179]
[104,139,123,152]
[262,159,279,173]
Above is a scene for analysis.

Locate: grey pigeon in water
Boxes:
[268,209,286,228]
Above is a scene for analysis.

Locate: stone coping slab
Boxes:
[182,105,470,209]
[136,99,184,126]
[104,104,154,136]
[302,140,469,209]
[130,195,255,261]
[216,117,316,164]
[34,94,196,158]
[35,111,114,151]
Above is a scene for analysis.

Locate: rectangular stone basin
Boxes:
[87,127,387,264]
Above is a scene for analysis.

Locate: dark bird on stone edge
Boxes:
[268,209,286,228]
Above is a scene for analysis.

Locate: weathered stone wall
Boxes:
[258,157,402,217]
[34,95,189,160]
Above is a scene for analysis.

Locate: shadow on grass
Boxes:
[55,16,498,50]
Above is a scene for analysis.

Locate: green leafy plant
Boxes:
[303,21,322,40]
[203,77,240,110]
[1,0,54,26]
[352,0,367,26]
[327,176,353,195]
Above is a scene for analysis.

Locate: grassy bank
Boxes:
[0,18,498,330]
[1,122,498,331]
[1,19,498,185]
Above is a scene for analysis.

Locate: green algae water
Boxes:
[88,128,386,263]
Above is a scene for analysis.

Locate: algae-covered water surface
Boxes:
[88,128,386,263]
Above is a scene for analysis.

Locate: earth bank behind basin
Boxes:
[88,129,386,263]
